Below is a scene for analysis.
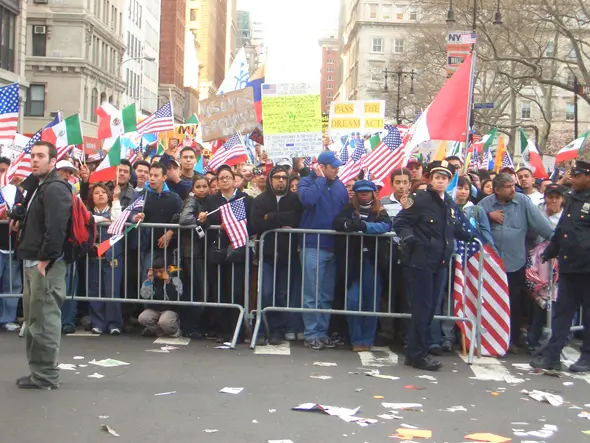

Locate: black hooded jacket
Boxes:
[251,166,302,263]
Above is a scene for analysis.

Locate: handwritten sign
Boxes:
[0,133,30,162]
[249,123,264,145]
[321,112,329,136]
[175,124,199,146]
[261,83,322,158]
[199,88,257,142]
[328,100,385,137]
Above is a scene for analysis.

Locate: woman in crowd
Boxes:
[334,180,391,351]
[209,177,219,195]
[201,165,254,342]
[454,176,495,247]
[178,175,210,338]
[290,176,300,193]
[87,183,124,335]
[478,179,494,200]
[345,179,357,201]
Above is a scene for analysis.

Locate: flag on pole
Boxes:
[470,128,497,153]
[0,83,20,144]
[207,134,248,171]
[136,102,175,135]
[185,113,199,124]
[338,140,366,184]
[90,137,123,183]
[0,191,7,218]
[446,172,459,199]
[519,128,547,178]
[220,198,249,249]
[42,113,84,148]
[433,140,447,161]
[218,47,250,94]
[405,53,474,152]
[362,124,404,182]
[453,210,510,357]
[96,102,137,139]
[494,136,507,173]
[107,196,145,236]
[555,132,589,164]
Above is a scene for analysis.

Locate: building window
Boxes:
[327,84,333,89]
[383,5,392,19]
[567,48,577,60]
[565,103,575,121]
[396,6,404,20]
[83,86,88,120]
[190,8,198,21]
[328,58,334,64]
[327,66,334,72]
[91,88,98,122]
[521,101,531,119]
[32,26,47,56]
[369,3,378,19]
[372,37,383,53]
[0,7,16,72]
[393,38,405,53]
[409,7,417,20]
[327,75,333,81]
[327,92,333,98]
[26,85,45,117]
[370,62,384,81]
[545,41,554,57]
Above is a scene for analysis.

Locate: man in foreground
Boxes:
[14,141,72,390]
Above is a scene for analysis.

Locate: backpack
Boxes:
[67,193,97,262]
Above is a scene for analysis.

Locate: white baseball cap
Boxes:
[56,160,78,173]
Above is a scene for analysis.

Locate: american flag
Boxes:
[453,210,510,357]
[460,32,477,44]
[303,157,313,168]
[127,143,140,164]
[87,151,105,163]
[338,139,366,184]
[136,102,175,135]
[362,124,405,182]
[207,134,247,171]
[107,196,145,235]
[501,150,514,169]
[0,190,7,217]
[338,145,349,163]
[220,198,249,249]
[0,83,19,142]
[470,149,480,170]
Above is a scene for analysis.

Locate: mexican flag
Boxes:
[97,224,135,257]
[42,113,83,148]
[96,103,137,139]
[471,128,497,153]
[519,128,547,178]
[364,133,381,152]
[555,132,589,164]
[90,137,122,183]
[186,113,199,124]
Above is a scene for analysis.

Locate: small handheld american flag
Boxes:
[107,196,145,236]
[0,83,19,143]
[0,191,7,218]
[136,102,175,135]
[207,134,247,171]
[220,198,249,249]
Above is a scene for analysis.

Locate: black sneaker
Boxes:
[16,375,55,390]
[530,355,561,371]
[304,339,325,350]
[428,347,443,356]
[62,325,76,334]
[411,356,443,371]
[441,340,454,352]
[269,335,283,346]
[569,358,590,373]
[320,337,337,348]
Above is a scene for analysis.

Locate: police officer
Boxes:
[394,160,472,371]
[531,160,590,373]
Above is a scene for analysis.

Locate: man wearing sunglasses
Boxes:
[251,165,302,345]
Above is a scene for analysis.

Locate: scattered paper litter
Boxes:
[354,388,363,392]
[511,422,529,425]
[563,381,574,386]
[521,389,563,406]
[400,423,419,429]
[268,440,294,443]
[543,424,557,431]
[365,369,400,380]
[339,416,378,426]
[464,432,511,443]
[99,415,109,419]
[292,403,359,417]
[101,424,120,437]
[215,344,232,349]
[220,387,243,395]
[378,413,402,420]
[417,375,437,381]
[382,402,422,410]
[73,356,84,360]
[313,362,337,367]
[269,409,276,413]
[310,375,332,380]
[154,337,190,345]
[78,364,88,368]
[58,363,77,371]
[583,430,590,435]
[504,375,525,384]
[203,429,218,433]
[154,391,176,396]
[88,373,105,379]
[440,406,467,412]
[373,396,384,399]
[252,420,258,424]
[512,363,532,370]
[578,412,590,420]
[146,349,170,353]
[89,359,130,368]
[404,385,425,390]
[390,428,432,439]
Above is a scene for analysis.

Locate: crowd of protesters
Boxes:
[0,140,588,375]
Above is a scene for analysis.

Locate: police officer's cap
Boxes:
[428,160,455,178]
[544,183,567,196]
[571,160,590,176]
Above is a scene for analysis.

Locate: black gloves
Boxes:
[345,218,363,232]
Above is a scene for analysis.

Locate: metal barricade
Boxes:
[0,221,22,302]
[249,228,480,363]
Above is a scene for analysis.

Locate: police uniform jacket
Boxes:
[393,187,471,273]
[543,188,590,274]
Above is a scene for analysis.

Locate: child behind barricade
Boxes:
[139,256,183,337]
[178,175,210,338]
[333,180,392,352]
[87,183,124,335]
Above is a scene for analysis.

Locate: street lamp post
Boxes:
[384,68,416,125]
[117,56,156,72]
[446,0,503,29]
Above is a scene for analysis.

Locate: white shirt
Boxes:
[0,184,18,254]
[526,191,544,207]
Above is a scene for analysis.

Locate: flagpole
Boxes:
[464,51,477,161]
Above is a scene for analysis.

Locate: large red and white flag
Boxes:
[406,54,474,152]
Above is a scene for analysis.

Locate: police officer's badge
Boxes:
[582,203,590,214]
[450,208,456,219]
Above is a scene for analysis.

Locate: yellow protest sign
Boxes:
[328,100,385,137]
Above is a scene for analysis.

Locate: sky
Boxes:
[237,0,340,83]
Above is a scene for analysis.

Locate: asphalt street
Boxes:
[1,332,589,443]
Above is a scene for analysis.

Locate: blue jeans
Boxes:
[0,252,22,325]
[61,262,79,329]
[286,254,304,335]
[346,258,382,346]
[88,257,123,331]
[300,248,336,341]
[261,260,290,337]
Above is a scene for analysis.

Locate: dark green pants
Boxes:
[23,261,67,388]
